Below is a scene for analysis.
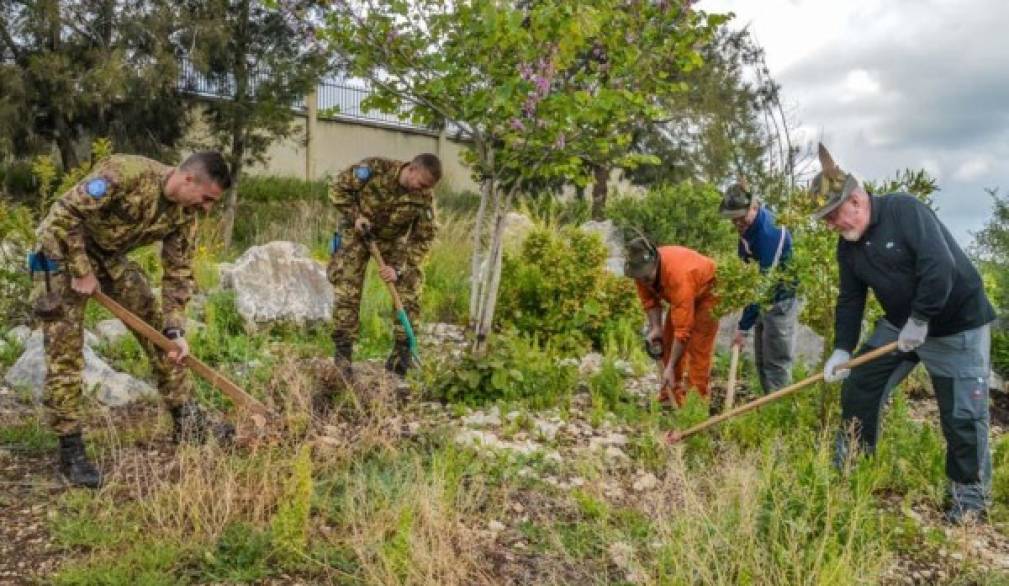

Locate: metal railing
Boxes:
[178,59,433,132]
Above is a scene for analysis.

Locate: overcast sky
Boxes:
[698,0,1009,246]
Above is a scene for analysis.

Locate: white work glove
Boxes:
[897,318,929,352]
[823,349,852,383]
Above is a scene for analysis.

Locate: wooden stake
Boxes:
[724,343,741,411]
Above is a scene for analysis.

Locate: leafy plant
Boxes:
[497,226,637,353]
[424,332,578,408]
[607,181,736,253]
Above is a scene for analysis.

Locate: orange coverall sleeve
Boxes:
[635,280,661,311]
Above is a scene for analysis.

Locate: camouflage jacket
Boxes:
[329,157,437,269]
[37,154,198,329]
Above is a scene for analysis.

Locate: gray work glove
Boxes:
[897,318,928,352]
[823,349,852,383]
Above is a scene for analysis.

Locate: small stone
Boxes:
[462,407,501,427]
[7,325,31,345]
[604,446,628,461]
[608,541,636,570]
[488,520,505,532]
[534,419,561,441]
[96,319,130,344]
[632,472,658,492]
[578,353,604,376]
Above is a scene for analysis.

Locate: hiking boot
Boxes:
[170,401,235,445]
[384,340,413,376]
[945,482,989,525]
[58,432,102,489]
[313,343,354,417]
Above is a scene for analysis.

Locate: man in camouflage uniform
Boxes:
[315,153,441,414]
[30,152,233,488]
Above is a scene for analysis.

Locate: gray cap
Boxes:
[719,180,755,219]
[809,143,861,220]
[623,236,658,279]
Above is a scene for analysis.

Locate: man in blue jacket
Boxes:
[719,181,798,393]
[813,144,995,524]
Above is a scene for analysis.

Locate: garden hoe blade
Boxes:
[664,341,899,445]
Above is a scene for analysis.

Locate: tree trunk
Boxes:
[54,117,80,170]
[472,185,517,354]
[591,164,609,221]
[221,0,251,250]
[221,159,242,250]
[468,142,493,330]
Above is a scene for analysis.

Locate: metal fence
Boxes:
[178,59,433,132]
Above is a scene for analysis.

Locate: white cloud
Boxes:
[954,156,993,182]
[698,0,1009,245]
[839,69,881,103]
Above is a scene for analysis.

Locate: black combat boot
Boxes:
[384,340,413,376]
[58,432,102,489]
[313,342,354,417]
[170,400,235,445]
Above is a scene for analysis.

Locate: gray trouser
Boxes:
[835,319,992,507]
[753,297,799,393]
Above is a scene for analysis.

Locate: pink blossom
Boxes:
[510,117,526,132]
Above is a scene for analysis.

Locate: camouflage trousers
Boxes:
[31,254,193,434]
[326,230,423,350]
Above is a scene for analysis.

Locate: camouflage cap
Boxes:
[719,179,756,219]
[809,143,861,220]
[623,236,658,279]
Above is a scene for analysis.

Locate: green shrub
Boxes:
[270,444,314,564]
[420,213,472,325]
[435,188,481,215]
[0,200,35,326]
[993,328,1009,379]
[238,174,328,203]
[1,159,40,203]
[606,181,736,253]
[497,226,638,353]
[424,332,578,408]
[198,523,273,582]
[516,193,591,226]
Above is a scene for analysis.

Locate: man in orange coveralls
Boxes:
[625,236,719,407]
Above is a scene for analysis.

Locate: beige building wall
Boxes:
[185,101,479,193]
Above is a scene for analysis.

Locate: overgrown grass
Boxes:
[1,179,1004,584]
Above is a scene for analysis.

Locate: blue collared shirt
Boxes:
[737,206,795,331]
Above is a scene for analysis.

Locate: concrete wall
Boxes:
[185,100,479,193]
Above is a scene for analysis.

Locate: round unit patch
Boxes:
[354,166,372,182]
[85,178,109,199]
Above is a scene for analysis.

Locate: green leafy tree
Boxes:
[324,0,725,352]
[626,26,787,191]
[0,0,187,168]
[181,0,327,248]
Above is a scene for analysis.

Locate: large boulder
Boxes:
[580,219,625,276]
[4,330,156,407]
[223,241,333,330]
[502,212,535,250]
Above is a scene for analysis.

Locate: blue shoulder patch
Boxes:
[354,166,372,182]
[85,178,109,199]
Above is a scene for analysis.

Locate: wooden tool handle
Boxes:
[724,343,741,411]
[92,291,270,417]
[667,341,900,443]
[365,240,405,311]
